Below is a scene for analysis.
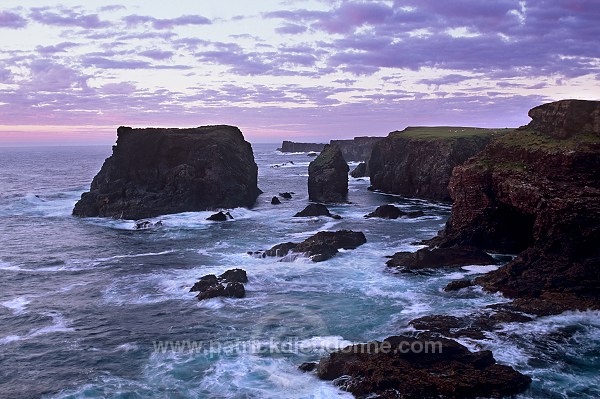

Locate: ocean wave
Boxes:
[1,296,30,315]
[0,312,73,346]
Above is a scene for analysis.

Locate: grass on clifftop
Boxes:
[499,128,600,152]
[392,126,513,140]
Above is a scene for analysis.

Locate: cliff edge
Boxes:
[73,125,261,219]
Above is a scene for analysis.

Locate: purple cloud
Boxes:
[275,24,307,35]
[30,7,109,28]
[0,10,27,28]
[139,50,174,60]
[124,14,211,29]
[36,42,79,55]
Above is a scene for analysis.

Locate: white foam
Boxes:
[461,264,501,273]
[0,312,73,345]
[1,297,30,315]
[297,335,354,353]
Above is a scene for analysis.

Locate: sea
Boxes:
[0,143,598,399]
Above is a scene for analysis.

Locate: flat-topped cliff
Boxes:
[73,125,260,219]
[431,99,600,310]
[278,141,326,153]
[369,127,509,201]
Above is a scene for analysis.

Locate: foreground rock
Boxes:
[190,269,247,300]
[430,99,600,310]
[317,335,531,398]
[386,246,497,271]
[294,204,341,219]
[308,145,349,203]
[252,230,366,262]
[369,127,507,201]
[73,125,260,219]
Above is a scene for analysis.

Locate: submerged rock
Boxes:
[308,144,349,203]
[73,125,260,220]
[254,230,366,262]
[365,204,406,219]
[317,335,531,398]
[134,220,163,230]
[444,279,474,292]
[294,204,341,219]
[206,211,233,221]
[271,196,281,205]
[386,246,497,271]
[190,269,248,300]
[279,192,293,199]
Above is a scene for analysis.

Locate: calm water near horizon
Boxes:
[0,144,599,398]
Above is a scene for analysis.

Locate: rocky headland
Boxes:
[73,125,261,219]
[369,127,509,201]
[278,141,326,153]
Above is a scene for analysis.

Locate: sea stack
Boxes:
[73,125,261,219]
[308,144,349,203]
[430,99,600,310]
[369,127,506,201]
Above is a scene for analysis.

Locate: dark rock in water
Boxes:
[386,246,497,271]
[365,204,406,219]
[349,162,368,178]
[189,274,219,292]
[428,99,600,311]
[191,269,248,300]
[219,268,248,283]
[444,279,474,292]
[298,362,317,372]
[278,141,326,153]
[307,152,318,157]
[406,210,425,218]
[257,230,366,262]
[73,125,260,220]
[369,127,503,201]
[294,204,341,219]
[225,282,245,298]
[317,335,531,398]
[271,196,281,205]
[134,220,163,230]
[279,192,293,199]
[308,144,349,203]
[207,211,233,221]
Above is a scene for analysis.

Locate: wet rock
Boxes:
[350,162,368,178]
[298,362,317,372]
[189,274,219,292]
[279,192,293,199]
[134,220,163,230]
[219,268,248,284]
[386,246,497,271]
[225,282,246,298]
[308,144,349,203]
[294,204,341,219]
[271,196,281,205]
[317,335,531,398]
[444,279,474,291]
[197,284,227,300]
[264,242,298,257]
[307,152,318,157]
[191,269,248,300]
[365,204,406,219]
[206,211,233,221]
[73,125,260,219]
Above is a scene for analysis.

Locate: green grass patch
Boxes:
[498,128,600,152]
[392,126,513,140]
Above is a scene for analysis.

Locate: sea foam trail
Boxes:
[0,312,73,346]
[1,297,30,315]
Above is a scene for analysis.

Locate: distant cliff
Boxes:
[330,136,382,161]
[432,99,600,310]
[73,125,261,219]
[369,127,507,201]
[278,141,326,153]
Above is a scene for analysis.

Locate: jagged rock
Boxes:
[271,196,281,205]
[278,141,326,153]
[294,204,341,219]
[528,99,600,139]
[369,127,504,201]
[134,220,163,230]
[308,145,349,203]
[298,362,317,372]
[73,125,260,219]
[279,192,293,199]
[191,269,248,300]
[219,268,248,283]
[317,335,531,398]
[444,279,474,292]
[365,204,406,219]
[429,100,600,310]
[256,230,366,262]
[207,211,233,221]
[349,162,368,178]
[386,246,497,271]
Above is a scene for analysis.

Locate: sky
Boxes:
[0,0,599,145]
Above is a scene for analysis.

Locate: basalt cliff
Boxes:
[369,127,508,201]
[431,99,600,310]
[73,125,261,220]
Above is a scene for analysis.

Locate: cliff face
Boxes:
[433,100,600,309]
[308,144,349,203]
[73,125,261,219]
[278,141,326,153]
[369,127,504,201]
[330,136,382,161]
